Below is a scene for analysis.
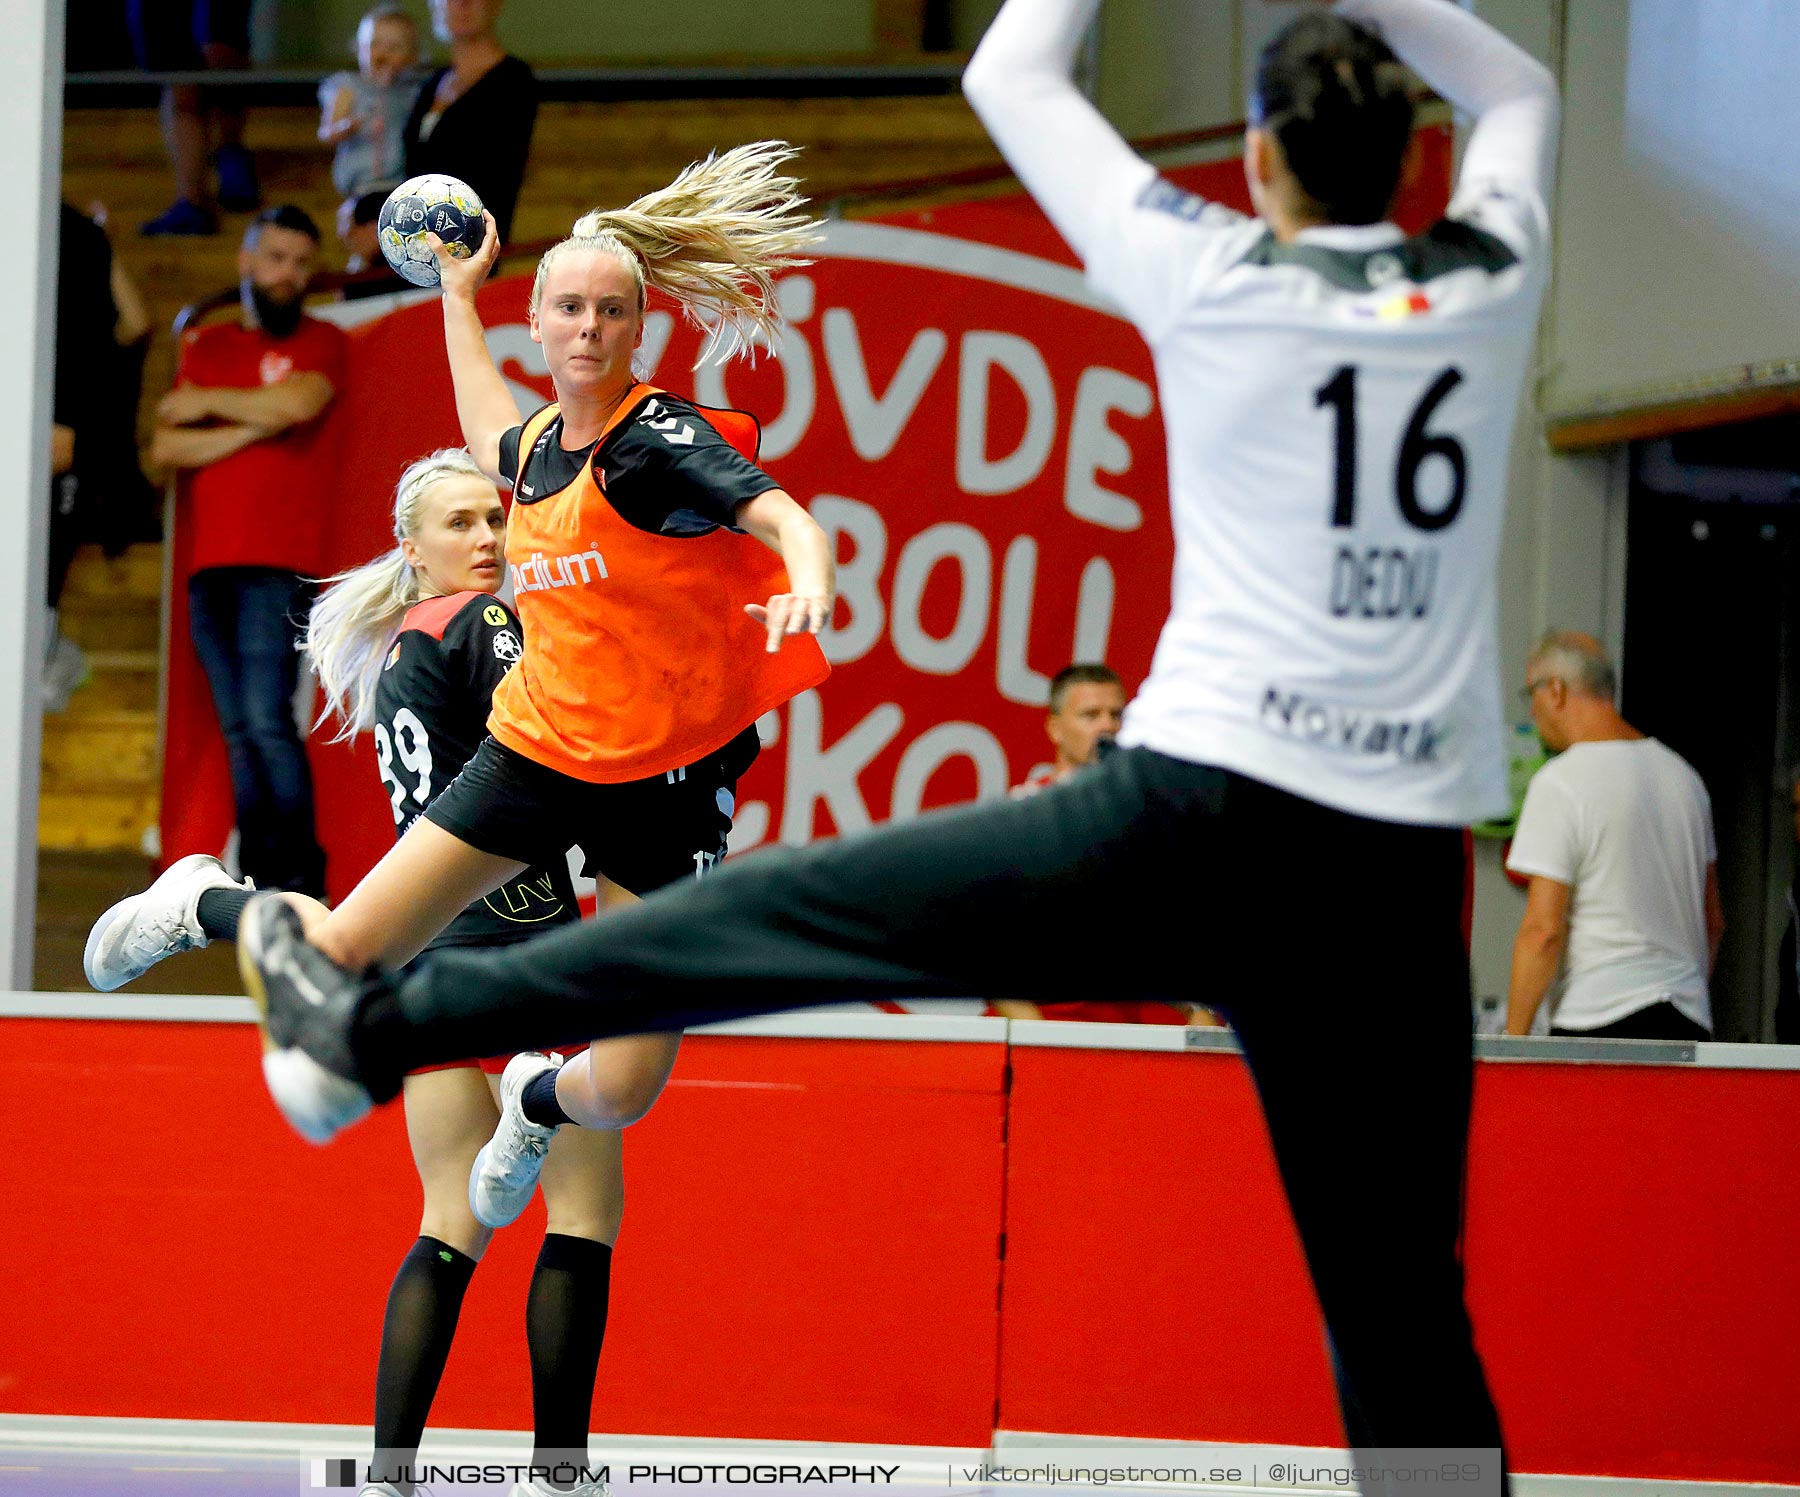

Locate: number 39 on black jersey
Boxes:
[377,591,578,947]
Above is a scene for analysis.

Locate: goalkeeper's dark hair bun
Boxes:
[1254,13,1415,226]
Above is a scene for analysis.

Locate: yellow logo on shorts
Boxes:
[484,604,508,626]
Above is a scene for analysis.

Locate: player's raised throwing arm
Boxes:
[431,210,523,483]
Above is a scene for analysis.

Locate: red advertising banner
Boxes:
[160,134,1451,903]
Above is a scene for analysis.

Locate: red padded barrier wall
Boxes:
[6,1018,1799,1481]
[0,1022,1007,1447]
[998,1045,1800,1484]
[998,1048,1340,1445]
[1464,1062,1800,1483]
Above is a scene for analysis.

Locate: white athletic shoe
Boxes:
[470,1052,565,1228]
[357,1483,408,1496]
[512,1475,610,1497]
[83,853,250,991]
[238,895,378,1146]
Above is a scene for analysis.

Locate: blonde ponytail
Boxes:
[304,448,488,740]
[531,140,823,364]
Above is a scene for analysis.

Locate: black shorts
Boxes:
[424,728,761,897]
[128,0,253,70]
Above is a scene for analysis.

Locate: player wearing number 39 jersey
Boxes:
[245,2,1555,1483]
[378,590,579,947]
[84,448,618,1497]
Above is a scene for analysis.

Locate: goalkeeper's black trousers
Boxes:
[375,744,1506,1478]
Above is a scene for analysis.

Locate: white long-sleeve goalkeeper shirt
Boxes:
[964,0,1558,825]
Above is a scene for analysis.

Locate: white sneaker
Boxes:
[470,1052,564,1228]
[83,853,250,991]
[358,1483,408,1496]
[42,630,90,713]
[238,895,379,1146]
[513,1475,610,1497]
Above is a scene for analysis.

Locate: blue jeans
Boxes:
[187,566,325,895]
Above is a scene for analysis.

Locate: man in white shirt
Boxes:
[1506,631,1722,1039]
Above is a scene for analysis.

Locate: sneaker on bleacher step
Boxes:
[213,145,261,212]
[42,630,89,713]
[140,198,217,237]
[84,853,249,991]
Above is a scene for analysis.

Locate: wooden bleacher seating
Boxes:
[46,96,1007,860]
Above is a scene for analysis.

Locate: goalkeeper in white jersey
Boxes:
[241,2,1556,1485]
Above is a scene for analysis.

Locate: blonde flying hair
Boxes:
[305,448,489,741]
[530,140,823,364]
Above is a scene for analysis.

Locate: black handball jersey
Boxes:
[376,589,579,947]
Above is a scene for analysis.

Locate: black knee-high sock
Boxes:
[369,1237,478,1491]
[526,1235,613,1489]
[196,887,253,941]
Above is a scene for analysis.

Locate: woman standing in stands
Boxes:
[404,0,537,240]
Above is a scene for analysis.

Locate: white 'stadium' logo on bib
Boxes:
[509,548,608,595]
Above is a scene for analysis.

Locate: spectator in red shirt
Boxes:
[152,205,345,896]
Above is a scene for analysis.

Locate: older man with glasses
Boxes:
[1504,629,1723,1040]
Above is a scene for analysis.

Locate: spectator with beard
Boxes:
[152,205,344,897]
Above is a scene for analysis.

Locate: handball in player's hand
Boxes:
[378,174,486,288]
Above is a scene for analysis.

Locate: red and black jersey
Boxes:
[377,589,578,948]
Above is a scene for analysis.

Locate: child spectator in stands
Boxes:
[337,190,397,297]
[318,5,421,202]
[403,0,537,241]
